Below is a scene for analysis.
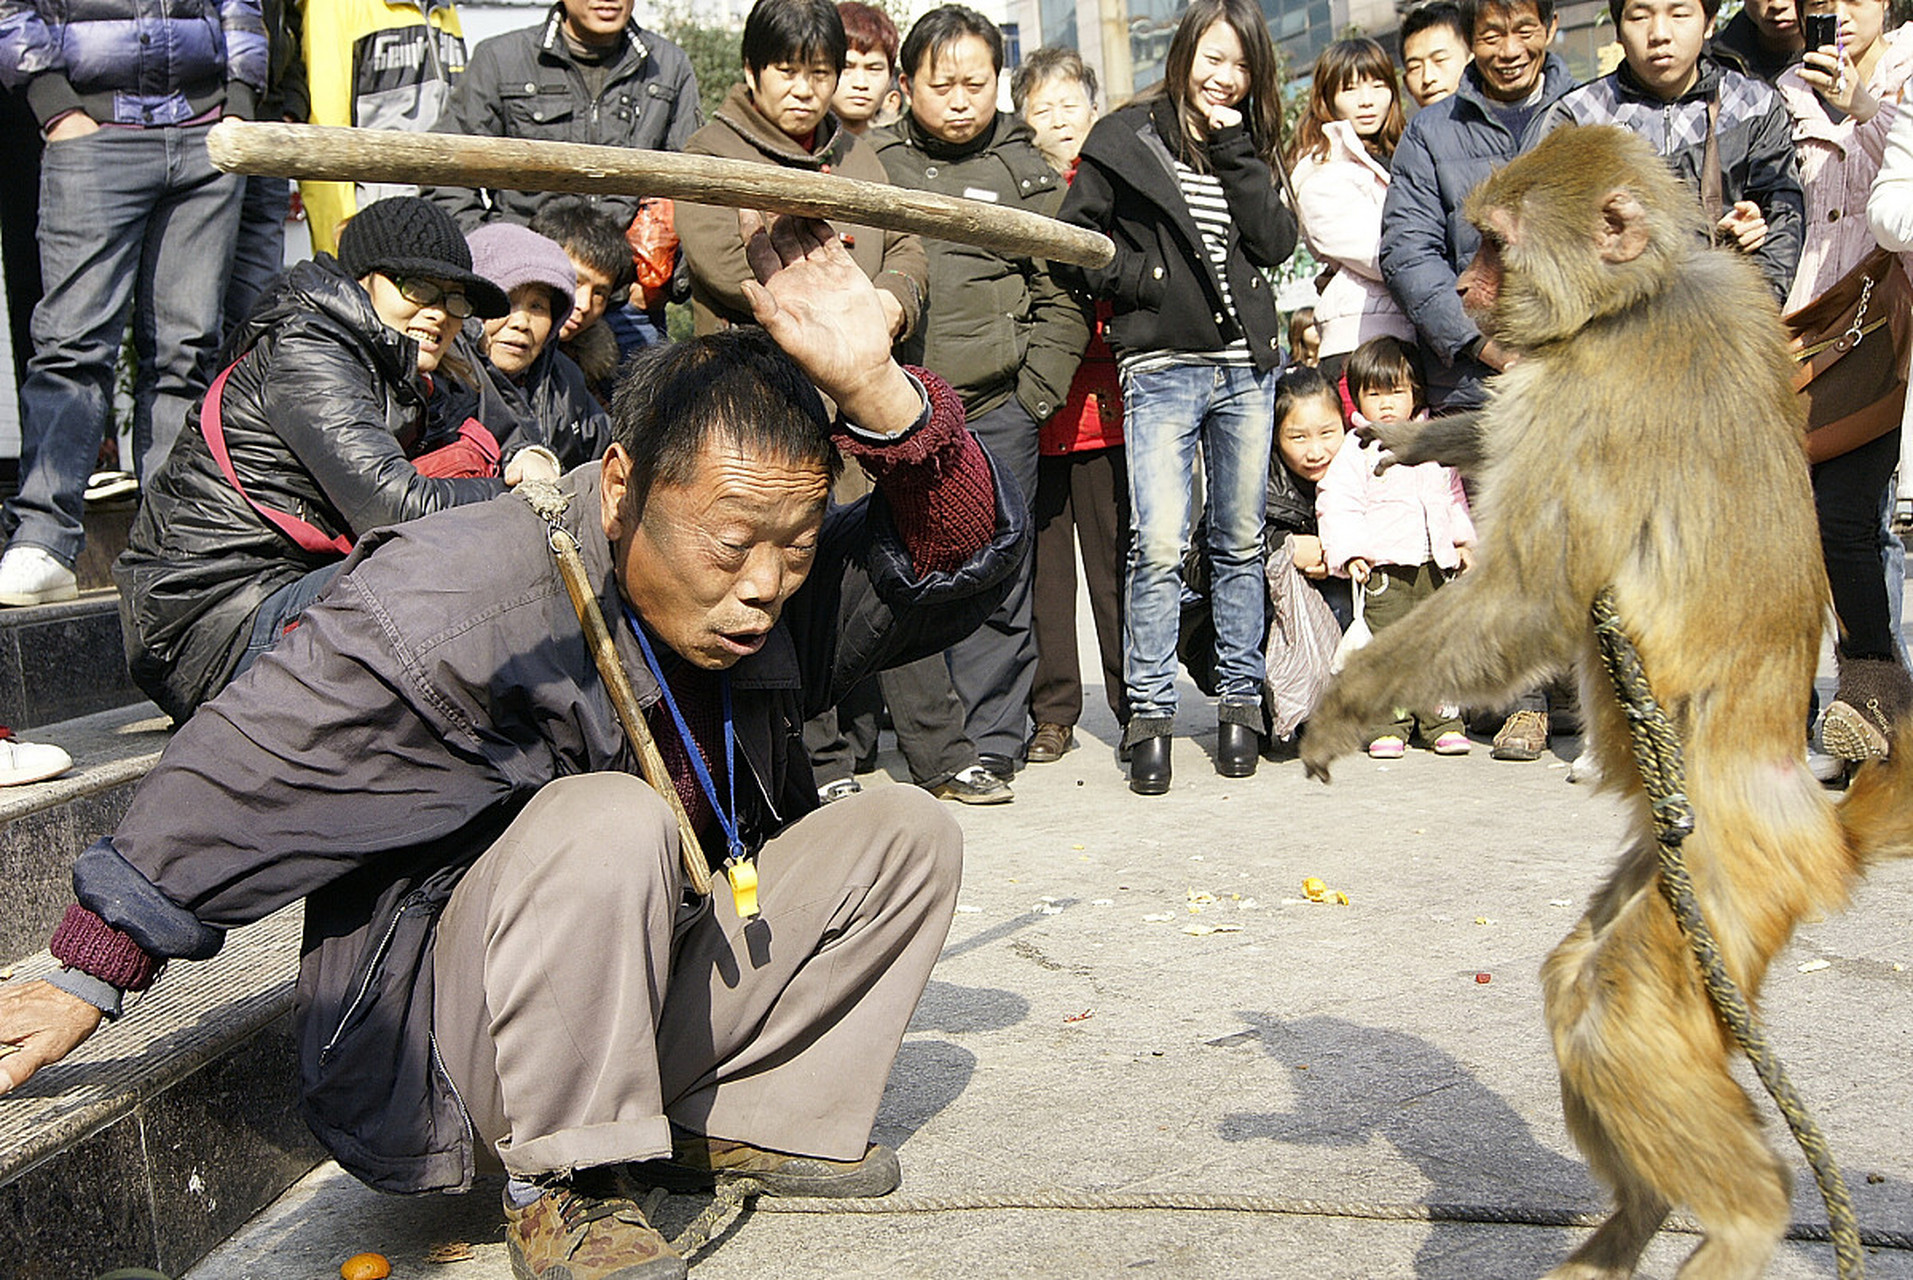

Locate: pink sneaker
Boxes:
[1367,736,1405,760]
[1431,732,1472,755]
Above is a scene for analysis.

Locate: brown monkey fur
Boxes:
[1301,125,1913,1279]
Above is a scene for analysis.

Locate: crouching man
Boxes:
[0,213,1025,1280]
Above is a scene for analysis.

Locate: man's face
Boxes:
[1022,75,1096,170]
[834,46,893,126]
[562,256,614,340]
[749,57,841,140]
[1471,1,1558,100]
[1401,25,1469,106]
[601,438,830,670]
[1744,0,1804,49]
[562,0,632,47]
[1619,0,1709,99]
[903,34,1000,145]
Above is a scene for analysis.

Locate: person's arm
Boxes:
[421,39,505,229]
[661,48,705,152]
[1870,103,1913,250]
[1054,129,1154,306]
[1741,94,1808,301]
[674,133,761,320]
[1208,122,1298,268]
[218,0,268,120]
[1,0,85,129]
[1314,436,1369,578]
[258,333,505,531]
[1380,123,1482,369]
[875,228,927,342]
[1294,158,1386,282]
[1015,251,1092,426]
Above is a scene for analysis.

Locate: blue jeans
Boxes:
[9,122,242,564]
[223,174,291,335]
[234,563,344,681]
[1122,361,1275,725]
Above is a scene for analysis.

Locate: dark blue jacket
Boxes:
[0,0,267,128]
[1379,55,1577,410]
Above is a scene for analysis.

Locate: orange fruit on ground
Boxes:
[341,1252,392,1280]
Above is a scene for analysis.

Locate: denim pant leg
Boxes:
[9,128,161,563]
[223,175,291,336]
[1200,365,1275,711]
[128,125,243,481]
[1121,365,1208,726]
[944,398,1039,763]
[233,563,344,682]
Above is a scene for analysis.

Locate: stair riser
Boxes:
[1,780,137,965]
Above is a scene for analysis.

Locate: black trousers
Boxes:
[1030,446,1129,728]
[1814,425,1903,661]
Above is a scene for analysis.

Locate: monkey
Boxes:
[1301,125,1913,1280]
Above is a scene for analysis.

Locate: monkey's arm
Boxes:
[1741,94,1807,301]
[1355,410,1488,475]
[1379,126,1484,371]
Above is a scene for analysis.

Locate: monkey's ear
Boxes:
[1597,190,1650,265]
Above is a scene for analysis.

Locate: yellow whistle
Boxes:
[727,858,761,919]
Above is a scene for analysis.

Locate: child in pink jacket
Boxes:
[1316,335,1475,758]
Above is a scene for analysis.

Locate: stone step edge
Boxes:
[0,904,303,1187]
[0,701,170,828]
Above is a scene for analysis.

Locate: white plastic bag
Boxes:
[1264,538,1348,735]
[1329,578,1370,675]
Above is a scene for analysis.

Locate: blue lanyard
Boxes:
[622,605,745,866]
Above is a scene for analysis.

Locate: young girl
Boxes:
[1058,0,1298,795]
[1316,336,1475,759]
[1288,39,1415,383]
[1268,364,1353,629]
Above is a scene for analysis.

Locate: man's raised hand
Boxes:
[738,210,922,437]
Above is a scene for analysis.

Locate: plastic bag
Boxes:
[625,197,679,292]
[1264,537,1347,736]
[1329,578,1371,675]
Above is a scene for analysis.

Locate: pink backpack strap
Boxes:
[200,362,354,557]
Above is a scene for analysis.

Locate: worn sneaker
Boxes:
[1367,735,1405,760]
[634,1134,902,1198]
[930,764,1013,805]
[0,546,77,607]
[504,1177,686,1280]
[817,777,862,804]
[1490,709,1550,761]
[1430,731,1471,755]
[0,731,71,787]
[1025,722,1075,764]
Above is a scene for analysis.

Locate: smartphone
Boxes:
[1805,12,1838,51]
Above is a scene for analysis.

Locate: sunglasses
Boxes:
[391,276,475,319]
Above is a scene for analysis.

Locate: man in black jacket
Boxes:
[0,215,1026,1280]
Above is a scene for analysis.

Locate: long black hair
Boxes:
[1143,0,1285,171]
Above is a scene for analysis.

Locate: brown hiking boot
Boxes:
[504,1176,686,1280]
[633,1134,902,1197]
[1490,709,1550,761]
[1822,655,1913,761]
[1026,722,1076,763]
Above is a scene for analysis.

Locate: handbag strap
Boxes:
[200,362,354,557]
[1702,97,1724,230]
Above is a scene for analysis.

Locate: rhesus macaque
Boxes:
[1303,125,1913,1280]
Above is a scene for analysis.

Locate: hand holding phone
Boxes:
[1805,12,1838,52]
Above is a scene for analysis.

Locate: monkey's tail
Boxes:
[1838,718,1913,864]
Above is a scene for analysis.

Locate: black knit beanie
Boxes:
[338,197,511,319]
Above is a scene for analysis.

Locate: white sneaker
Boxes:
[0,737,71,786]
[84,469,140,503]
[0,546,78,606]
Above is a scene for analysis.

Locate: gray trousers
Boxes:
[433,773,962,1178]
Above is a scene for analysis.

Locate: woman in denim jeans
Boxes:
[1058,0,1297,793]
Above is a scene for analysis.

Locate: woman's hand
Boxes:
[504,446,561,487]
[1204,102,1243,133]
[1291,534,1329,579]
[1801,46,1880,121]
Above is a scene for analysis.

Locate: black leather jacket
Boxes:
[114,256,505,721]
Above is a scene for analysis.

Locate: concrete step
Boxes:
[0,906,321,1280]
[0,702,171,966]
[0,589,143,730]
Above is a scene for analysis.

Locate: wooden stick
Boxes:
[207,120,1115,269]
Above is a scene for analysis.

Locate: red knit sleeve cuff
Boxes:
[50,903,163,991]
[835,368,999,577]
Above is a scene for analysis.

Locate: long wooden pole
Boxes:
[207,120,1115,269]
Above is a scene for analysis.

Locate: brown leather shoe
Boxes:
[1490,709,1550,761]
[1026,722,1076,763]
[633,1134,902,1197]
[504,1176,686,1280]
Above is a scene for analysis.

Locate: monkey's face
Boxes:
[1457,227,1508,332]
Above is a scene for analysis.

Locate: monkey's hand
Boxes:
[1356,410,1487,475]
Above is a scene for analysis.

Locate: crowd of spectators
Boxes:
[1,0,1910,803]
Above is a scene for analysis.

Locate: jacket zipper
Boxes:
[318,894,420,1067]
[431,1032,476,1148]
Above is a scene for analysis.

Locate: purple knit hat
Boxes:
[466,222,579,331]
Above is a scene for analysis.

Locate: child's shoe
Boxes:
[1367,736,1405,759]
[1430,731,1471,755]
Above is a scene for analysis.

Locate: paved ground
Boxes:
[186,639,1913,1280]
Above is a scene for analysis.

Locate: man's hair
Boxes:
[1345,335,1424,403]
[837,1,899,66]
[742,0,849,74]
[1400,1,1469,47]
[900,5,1003,81]
[1606,0,1717,25]
[1010,44,1098,112]
[611,329,842,517]
[527,199,637,295]
[1458,0,1555,40]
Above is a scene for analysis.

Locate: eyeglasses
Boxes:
[391,276,475,318]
